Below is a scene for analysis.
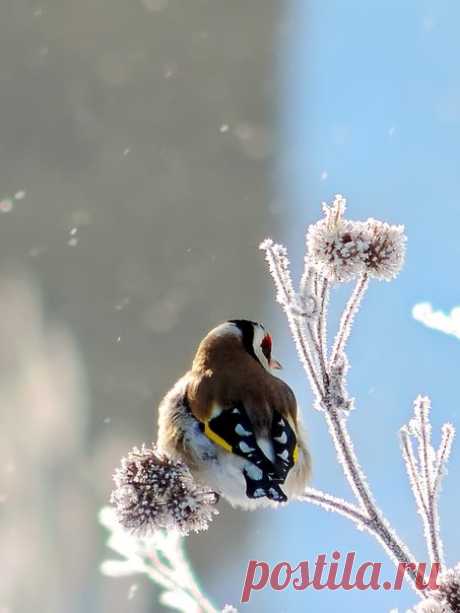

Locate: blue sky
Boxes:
[232,1,460,611]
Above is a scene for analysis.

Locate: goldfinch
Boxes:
[157,320,311,509]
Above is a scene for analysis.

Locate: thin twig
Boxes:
[148,545,218,613]
[316,275,330,386]
[260,239,295,308]
[400,428,429,517]
[291,317,325,403]
[432,424,455,498]
[300,488,369,526]
[291,265,419,588]
[322,404,420,589]
[174,545,218,613]
[330,274,369,366]
[416,398,443,566]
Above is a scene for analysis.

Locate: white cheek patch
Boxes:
[254,345,269,370]
[252,325,271,371]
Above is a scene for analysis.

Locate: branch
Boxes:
[300,488,369,527]
[260,239,325,401]
[290,316,325,404]
[330,273,369,366]
[321,404,419,588]
[316,275,330,381]
[432,423,455,498]
[400,427,429,518]
[402,398,453,569]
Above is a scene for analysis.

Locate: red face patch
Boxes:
[260,334,272,360]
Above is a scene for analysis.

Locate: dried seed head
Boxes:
[306,195,406,283]
[111,444,219,536]
[411,599,453,613]
[306,195,365,282]
[361,218,406,281]
[431,563,460,613]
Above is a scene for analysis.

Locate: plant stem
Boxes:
[323,405,420,589]
[330,274,368,366]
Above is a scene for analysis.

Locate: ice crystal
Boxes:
[111,444,219,536]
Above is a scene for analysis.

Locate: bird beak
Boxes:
[270,359,282,370]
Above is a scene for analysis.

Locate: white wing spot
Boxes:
[245,464,263,480]
[253,488,266,497]
[277,449,289,461]
[235,424,251,437]
[232,408,240,414]
[239,441,255,454]
[278,418,285,426]
[257,437,275,463]
[274,431,287,444]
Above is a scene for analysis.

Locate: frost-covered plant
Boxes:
[432,564,460,611]
[105,447,229,611]
[260,195,457,607]
[101,195,457,611]
[400,397,454,569]
[100,507,221,613]
[305,194,405,283]
[406,564,460,612]
[111,444,219,536]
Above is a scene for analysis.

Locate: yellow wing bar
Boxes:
[203,421,232,453]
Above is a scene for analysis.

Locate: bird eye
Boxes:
[260,334,272,360]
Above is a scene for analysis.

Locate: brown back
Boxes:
[187,332,298,434]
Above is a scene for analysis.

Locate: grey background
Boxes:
[0,1,290,612]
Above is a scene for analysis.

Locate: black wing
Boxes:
[201,404,298,503]
[270,410,298,482]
